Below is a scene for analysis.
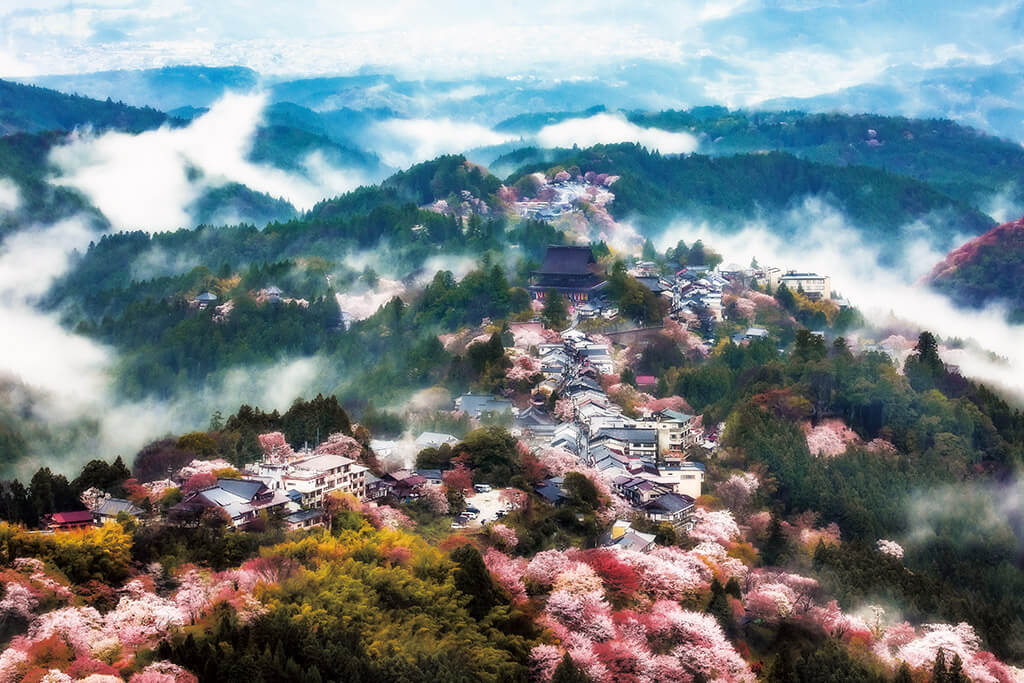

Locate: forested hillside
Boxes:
[927,217,1024,321]
[502,144,994,242]
[0,79,174,135]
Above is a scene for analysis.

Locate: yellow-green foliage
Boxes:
[0,521,132,584]
[163,522,534,682]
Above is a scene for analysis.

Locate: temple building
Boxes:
[528,245,606,303]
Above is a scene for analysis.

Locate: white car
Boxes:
[474,484,492,493]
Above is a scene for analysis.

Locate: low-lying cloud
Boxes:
[656,198,1024,397]
[48,92,369,231]
[535,113,699,155]
[366,117,511,169]
[0,177,21,212]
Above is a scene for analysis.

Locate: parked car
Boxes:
[451,517,468,529]
[474,484,492,493]
[465,505,481,515]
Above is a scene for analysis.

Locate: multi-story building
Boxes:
[637,409,703,455]
[779,271,831,300]
[250,453,368,506]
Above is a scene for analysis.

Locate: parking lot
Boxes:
[458,488,511,527]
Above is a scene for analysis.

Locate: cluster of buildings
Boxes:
[521,328,707,531]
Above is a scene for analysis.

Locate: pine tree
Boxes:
[542,289,569,330]
[893,662,913,683]
[551,653,590,683]
[932,648,948,683]
[948,653,968,683]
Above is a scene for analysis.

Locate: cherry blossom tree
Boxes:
[442,464,473,494]
[688,508,740,545]
[715,473,759,517]
[314,432,362,459]
[876,539,904,560]
[483,549,527,603]
[506,354,542,388]
[366,505,414,530]
[524,550,573,589]
[554,398,575,422]
[536,447,578,477]
[552,563,604,595]
[257,432,293,458]
[420,483,450,515]
[490,523,518,549]
[0,582,38,622]
[181,472,216,495]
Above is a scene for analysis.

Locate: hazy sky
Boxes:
[2,1,1023,105]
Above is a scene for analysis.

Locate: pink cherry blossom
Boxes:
[130,661,197,683]
[552,563,604,595]
[536,447,579,477]
[483,549,528,603]
[554,397,575,421]
[314,432,362,459]
[257,432,293,458]
[876,539,904,559]
[530,644,563,681]
[490,523,518,549]
[803,419,859,458]
[0,582,38,622]
[0,647,28,683]
[688,508,740,545]
[524,550,573,588]
[366,504,414,530]
[420,483,450,515]
[506,354,542,385]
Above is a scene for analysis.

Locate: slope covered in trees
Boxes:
[0,79,175,136]
[926,216,1024,321]
[502,144,994,242]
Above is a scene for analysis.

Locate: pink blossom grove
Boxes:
[314,432,362,459]
[688,508,741,545]
[490,522,518,549]
[482,549,528,603]
[420,483,450,515]
[257,431,293,458]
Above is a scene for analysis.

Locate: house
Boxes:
[746,327,769,339]
[456,394,513,418]
[370,440,398,459]
[642,492,696,526]
[635,375,658,390]
[650,461,706,499]
[601,519,656,553]
[192,291,218,309]
[528,245,607,303]
[516,406,558,437]
[384,471,427,502]
[635,276,672,296]
[171,478,292,528]
[414,431,459,450]
[44,511,94,531]
[753,266,782,292]
[284,508,324,531]
[415,469,444,485]
[365,473,390,501]
[92,498,143,525]
[779,271,831,300]
[592,427,658,459]
[614,476,672,507]
[535,476,568,506]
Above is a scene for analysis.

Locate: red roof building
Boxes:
[44,510,94,531]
